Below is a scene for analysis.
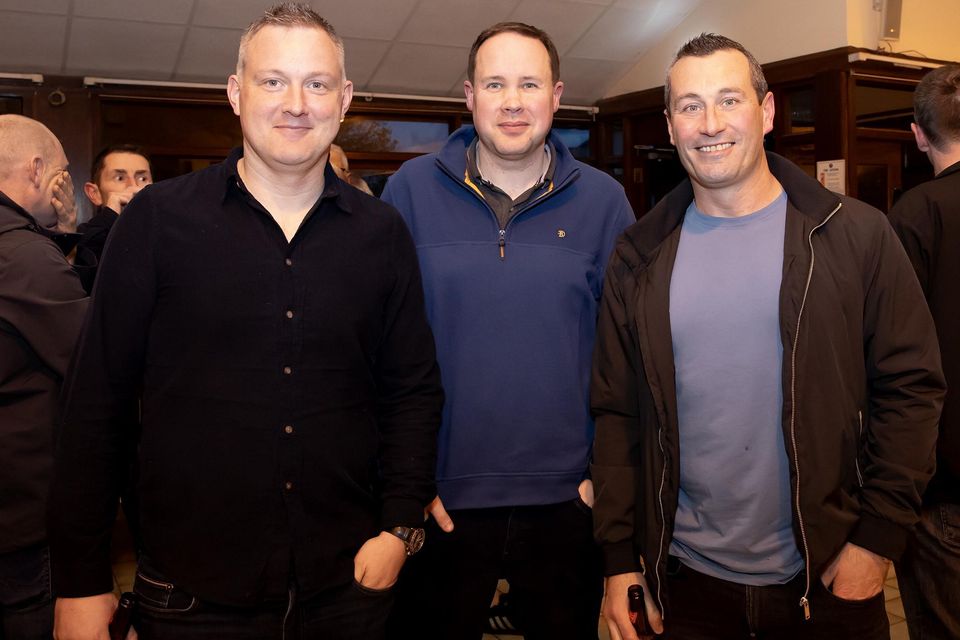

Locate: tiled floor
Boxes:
[110,514,910,639]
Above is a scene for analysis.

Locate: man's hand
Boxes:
[54,592,137,640]
[353,531,407,590]
[578,478,595,507]
[102,186,142,215]
[820,542,890,601]
[603,571,664,640]
[425,495,454,532]
[52,171,77,233]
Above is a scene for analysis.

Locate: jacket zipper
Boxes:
[498,229,506,259]
[654,422,669,619]
[855,411,864,487]
[791,202,842,620]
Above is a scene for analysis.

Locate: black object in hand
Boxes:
[628,583,651,635]
[108,592,137,640]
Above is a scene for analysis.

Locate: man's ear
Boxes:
[227,75,241,116]
[83,182,103,206]
[912,123,931,153]
[29,156,44,189]
[464,80,475,112]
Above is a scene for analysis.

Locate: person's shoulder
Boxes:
[392,152,441,183]
[570,159,626,192]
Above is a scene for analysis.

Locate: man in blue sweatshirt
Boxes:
[383,22,634,640]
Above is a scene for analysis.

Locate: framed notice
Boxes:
[816,160,846,195]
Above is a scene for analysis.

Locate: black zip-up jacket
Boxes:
[0,192,87,554]
[591,153,944,621]
[889,160,960,506]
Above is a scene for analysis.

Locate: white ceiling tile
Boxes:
[559,57,631,104]
[567,5,661,61]
[396,0,518,48]
[367,43,469,95]
[310,0,419,41]
[66,18,185,76]
[73,0,194,24]
[341,37,392,90]
[192,0,272,29]
[0,12,67,71]
[174,27,242,82]
[507,0,605,54]
[0,0,68,14]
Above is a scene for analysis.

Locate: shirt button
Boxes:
[284,425,294,434]
[285,310,294,319]
[283,366,292,375]
[285,258,293,266]
[284,481,294,491]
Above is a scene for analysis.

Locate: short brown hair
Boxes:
[90,144,151,185]
[914,64,960,151]
[665,33,768,108]
[237,2,343,75]
[467,22,560,85]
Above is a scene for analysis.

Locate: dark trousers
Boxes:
[664,556,889,639]
[131,558,392,640]
[0,544,53,640]
[896,502,960,640]
[387,499,603,640]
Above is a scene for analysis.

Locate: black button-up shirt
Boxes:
[50,149,443,605]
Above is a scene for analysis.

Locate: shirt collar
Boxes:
[220,146,352,214]
[465,137,556,191]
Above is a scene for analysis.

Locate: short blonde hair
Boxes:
[236,2,344,76]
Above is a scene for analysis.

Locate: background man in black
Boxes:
[889,63,960,640]
[49,4,442,639]
[75,144,153,293]
[0,114,87,640]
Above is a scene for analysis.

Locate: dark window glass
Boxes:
[855,83,915,131]
[336,118,449,153]
[786,87,815,133]
[553,126,591,159]
[0,96,23,115]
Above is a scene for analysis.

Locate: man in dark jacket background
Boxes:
[592,34,944,640]
[74,144,153,294]
[889,63,960,640]
[0,114,87,639]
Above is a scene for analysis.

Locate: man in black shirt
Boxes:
[49,4,442,640]
[889,64,960,640]
[75,144,153,293]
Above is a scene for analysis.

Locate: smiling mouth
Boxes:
[697,142,733,152]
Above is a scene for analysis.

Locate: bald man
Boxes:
[0,114,87,639]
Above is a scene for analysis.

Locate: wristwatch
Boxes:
[387,526,425,556]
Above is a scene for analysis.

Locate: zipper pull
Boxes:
[498,229,506,259]
[800,596,810,620]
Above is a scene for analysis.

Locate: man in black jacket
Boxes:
[0,114,87,639]
[889,63,960,640]
[75,144,153,293]
[49,4,443,640]
[592,34,944,640]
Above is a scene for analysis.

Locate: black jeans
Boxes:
[664,556,889,639]
[0,543,53,640]
[896,502,960,640]
[387,498,603,640]
[131,558,392,640]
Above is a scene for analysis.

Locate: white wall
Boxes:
[606,0,960,99]
[847,0,960,62]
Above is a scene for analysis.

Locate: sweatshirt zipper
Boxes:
[791,202,842,620]
[498,229,506,259]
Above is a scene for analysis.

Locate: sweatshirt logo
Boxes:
[557,229,566,238]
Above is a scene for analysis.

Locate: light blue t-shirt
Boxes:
[668,190,803,585]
